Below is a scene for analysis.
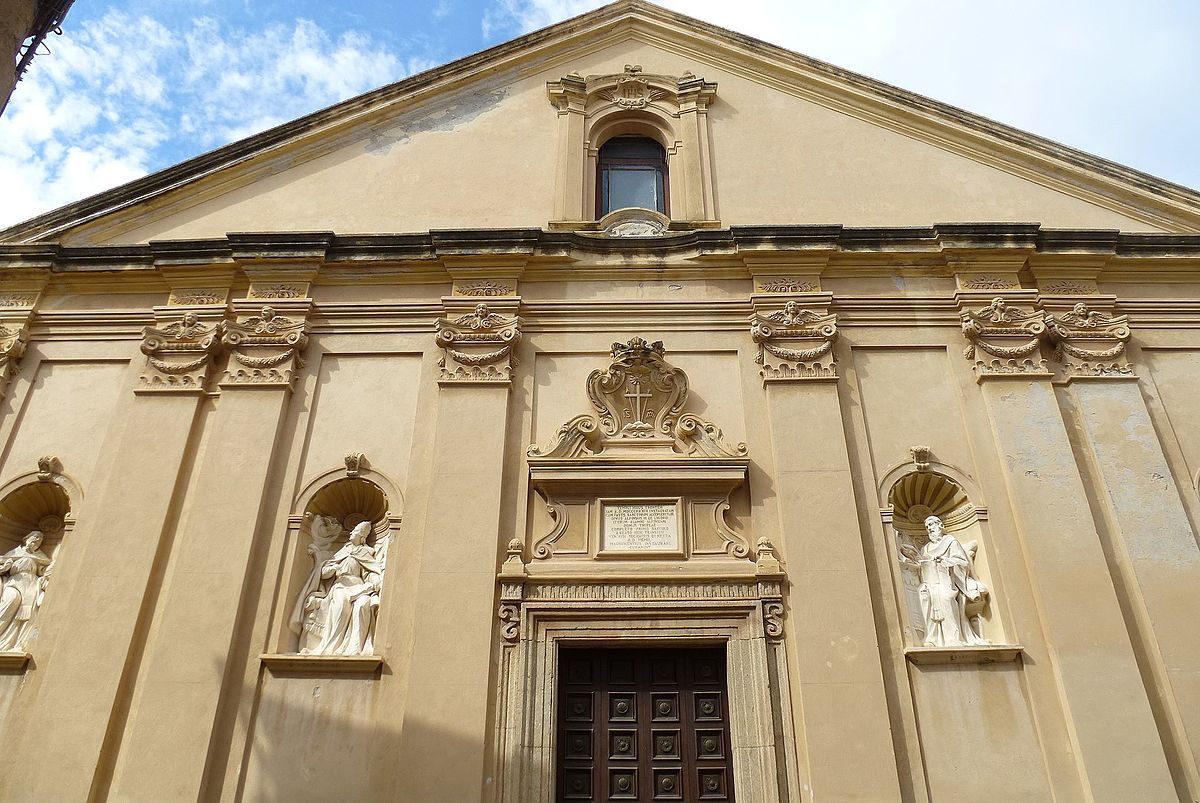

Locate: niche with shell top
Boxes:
[263,463,401,672]
[0,461,78,666]
[884,467,1020,663]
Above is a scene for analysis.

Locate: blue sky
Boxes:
[2,0,1198,228]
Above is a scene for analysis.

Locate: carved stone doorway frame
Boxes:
[493,594,798,803]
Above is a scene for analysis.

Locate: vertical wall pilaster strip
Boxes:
[106,288,313,800]
[395,294,520,801]
[752,291,904,800]
[1070,375,1200,798]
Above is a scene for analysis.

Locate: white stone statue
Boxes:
[288,514,343,647]
[0,531,53,653]
[899,515,989,647]
[293,520,388,656]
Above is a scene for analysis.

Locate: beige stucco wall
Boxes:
[0,241,1197,802]
[2,14,1199,802]
[63,37,1169,246]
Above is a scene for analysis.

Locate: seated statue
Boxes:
[899,515,988,647]
[0,531,53,653]
[295,520,387,656]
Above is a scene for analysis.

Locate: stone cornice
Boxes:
[2,226,1199,282]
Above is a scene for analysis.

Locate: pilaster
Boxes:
[1045,298,1200,796]
[0,268,235,800]
[751,294,903,800]
[0,270,48,399]
[107,271,315,799]
[396,291,520,801]
[954,284,1178,800]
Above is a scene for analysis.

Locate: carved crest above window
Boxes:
[547,64,716,117]
[529,337,745,459]
[588,337,687,439]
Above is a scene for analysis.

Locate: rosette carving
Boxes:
[221,306,309,387]
[959,297,1049,379]
[1047,302,1133,377]
[139,312,223,391]
[750,300,838,382]
[435,303,521,384]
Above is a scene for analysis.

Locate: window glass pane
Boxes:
[604,166,663,213]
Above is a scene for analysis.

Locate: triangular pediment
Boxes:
[4,0,1198,245]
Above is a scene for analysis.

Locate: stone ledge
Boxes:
[0,651,31,670]
[260,653,383,675]
[905,645,1023,665]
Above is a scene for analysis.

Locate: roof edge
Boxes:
[3,0,1199,243]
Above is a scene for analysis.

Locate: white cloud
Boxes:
[483,0,1200,191]
[0,12,432,229]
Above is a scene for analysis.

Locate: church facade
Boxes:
[1,2,1200,801]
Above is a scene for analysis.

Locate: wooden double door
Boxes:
[556,646,735,802]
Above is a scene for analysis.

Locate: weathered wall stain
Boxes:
[364,85,511,155]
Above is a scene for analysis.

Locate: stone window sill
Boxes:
[905,645,1023,665]
[0,651,31,671]
[260,653,383,675]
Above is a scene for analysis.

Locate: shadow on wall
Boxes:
[233,667,485,802]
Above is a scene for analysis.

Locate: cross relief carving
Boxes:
[585,337,689,440]
[530,337,745,459]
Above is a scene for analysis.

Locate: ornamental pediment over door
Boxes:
[524,337,754,570]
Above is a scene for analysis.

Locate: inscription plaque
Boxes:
[603,503,679,552]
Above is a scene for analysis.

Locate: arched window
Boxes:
[597,136,668,216]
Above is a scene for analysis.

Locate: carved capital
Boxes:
[220,306,309,387]
[435,303,521,384]
[750,300,838,382]
[0,284,41,399]
[1046,302,1133,379]
[959,297,1050,380]
[138,312,223,393]
[0,319,30,398]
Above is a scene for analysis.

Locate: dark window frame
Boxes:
[596,136,670,218]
